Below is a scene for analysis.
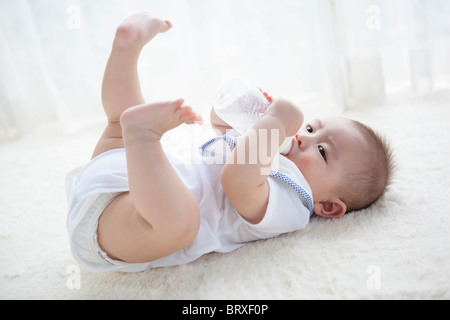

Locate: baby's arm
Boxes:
[221,98,303,224]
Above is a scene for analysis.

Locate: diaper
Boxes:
[65,149,133,272]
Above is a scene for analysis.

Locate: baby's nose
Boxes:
[296,133,311,149]
[295,134,302,147]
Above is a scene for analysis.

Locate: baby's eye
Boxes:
[306,125,313,133]
[318,146,326,160]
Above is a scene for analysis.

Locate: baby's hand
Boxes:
[264,98,304,137]
[258,88,273,104]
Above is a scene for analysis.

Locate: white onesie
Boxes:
[65,135,313,272]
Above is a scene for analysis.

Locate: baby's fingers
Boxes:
[258,88,273,103]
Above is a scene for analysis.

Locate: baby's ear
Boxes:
[313,199,346,218]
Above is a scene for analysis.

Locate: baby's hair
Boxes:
[340,120,395,213]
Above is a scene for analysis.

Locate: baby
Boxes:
[66,13,393,273]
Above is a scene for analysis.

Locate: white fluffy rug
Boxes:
[1,90,450,300]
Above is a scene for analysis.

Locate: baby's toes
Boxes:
[178,106,203,125]
[185,112,203,125]
[159,19,173,33]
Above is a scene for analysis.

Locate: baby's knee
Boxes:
[155,199,200,249]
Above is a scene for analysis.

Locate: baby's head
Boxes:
[285,117,394,217]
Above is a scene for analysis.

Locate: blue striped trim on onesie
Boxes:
[200,135,237,151]
[200,135,314,215]
[269,170,313,214]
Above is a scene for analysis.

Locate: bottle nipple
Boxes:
[279,137,293,155]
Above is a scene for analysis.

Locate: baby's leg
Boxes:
[92,13,172,158]
[97,100,203,263]
[93,13,204,263]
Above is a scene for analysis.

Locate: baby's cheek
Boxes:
[295,158,315,180]
[298,156,314,169]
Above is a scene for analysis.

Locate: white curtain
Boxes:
[1,0,450,140]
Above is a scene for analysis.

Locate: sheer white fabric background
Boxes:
[1,0,450,140]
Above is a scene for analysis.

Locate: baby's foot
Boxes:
[120,99,203,141]
[114,12,172,49]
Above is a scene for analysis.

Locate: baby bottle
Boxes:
[213,79,293,155]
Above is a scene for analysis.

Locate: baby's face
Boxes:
[285,117,365,205]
